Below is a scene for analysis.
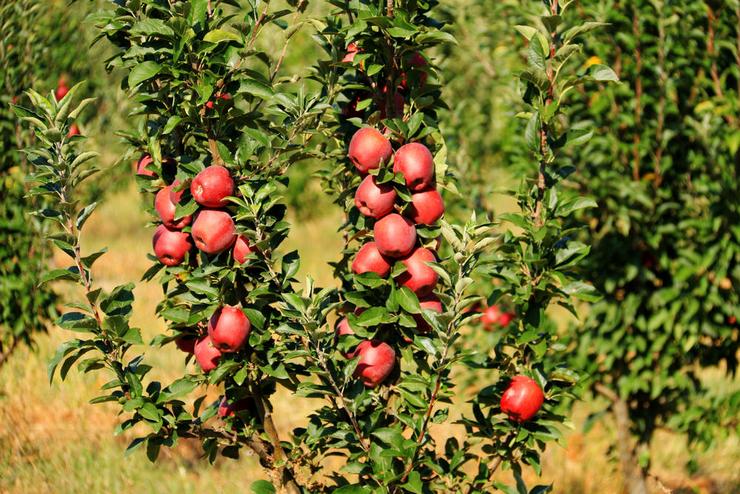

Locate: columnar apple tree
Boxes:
[293,0,613,492]
[19,1,327,492]
[0,0,101,368]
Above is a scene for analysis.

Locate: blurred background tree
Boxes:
[560,1,740,492]
[0,0,114,367]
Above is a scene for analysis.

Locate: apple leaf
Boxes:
[128,61,162,88]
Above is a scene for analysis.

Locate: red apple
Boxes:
[191,209,236,254]
[342,42,360,63]
[191,165,235,208]
[67,123,80,137]
[205,92,232,110]
[194,336,222,372]
[500,375,545,423]
[414,294,443,332]
[481,305,515,331]
[233,235,256,264]
[208,305,251,352]
[348,127,393,174]
[136,155,156,177]
[336,317,354,337]
[175,336,196,354]
[729,316,737,325]
[397,247,438,296]
[374,213,417,258]
[218,398,251,419]
[355,175,397,219]
[335,316,357,357]
[155,185,192,229]
[352,242,392,277]
[152,224,192,266]
[55,81,69,100]
[351,340,396,388]
[408,188,444,225]
[393,142,435,192]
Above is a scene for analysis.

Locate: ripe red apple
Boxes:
[355,175,397,219]
[393,142,435,192]
[233,235,256,264]
[729,316,737,325]
[218,398,251,419]
[155,185,192,229]
[191,209,236,254]
[335,316,357,357]
[348,127,393,174]
[55,80,69,100]
[136,155,156,177]
[67,123,80,137]
[481,305,515,331]
[208,305,251,352]
[194,336,222,372]
[352,242,392,277]
[397,247,438,296]
[205,92,232,110]
[175,336,196,354]
[191,165,235,207]
[500,375,545,423]
[152,224,192,266]
[342,42,360,63]
[374,213,417,258]
[408,188,444,225]
[351,340,395,388]
[414,294,443,332]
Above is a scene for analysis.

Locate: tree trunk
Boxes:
[612,395,649,494]
[595,384,649,494]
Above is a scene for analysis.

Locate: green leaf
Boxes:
[514,25,538,41]
[203,29,242,44]
[131,19,174,37]
[250,480,276,494]
[589,64,619,82]
[128,61,162,88]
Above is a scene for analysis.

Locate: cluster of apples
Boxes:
[138,158,255,373]
[336,127,446,388]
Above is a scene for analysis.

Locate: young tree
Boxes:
[300,0,614,491]
[562,2,740,492]
[0,0,103,368]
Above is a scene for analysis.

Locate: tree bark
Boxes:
[596,384,648,494]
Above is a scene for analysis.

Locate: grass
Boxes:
[1,181,738,494]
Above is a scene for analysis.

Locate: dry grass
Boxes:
[1,182,738,493]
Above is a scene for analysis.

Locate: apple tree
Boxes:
[559,2,740,492]
[0,0,105,368]
[298,0,616,491]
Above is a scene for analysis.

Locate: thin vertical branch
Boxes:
[631,8,643,182]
